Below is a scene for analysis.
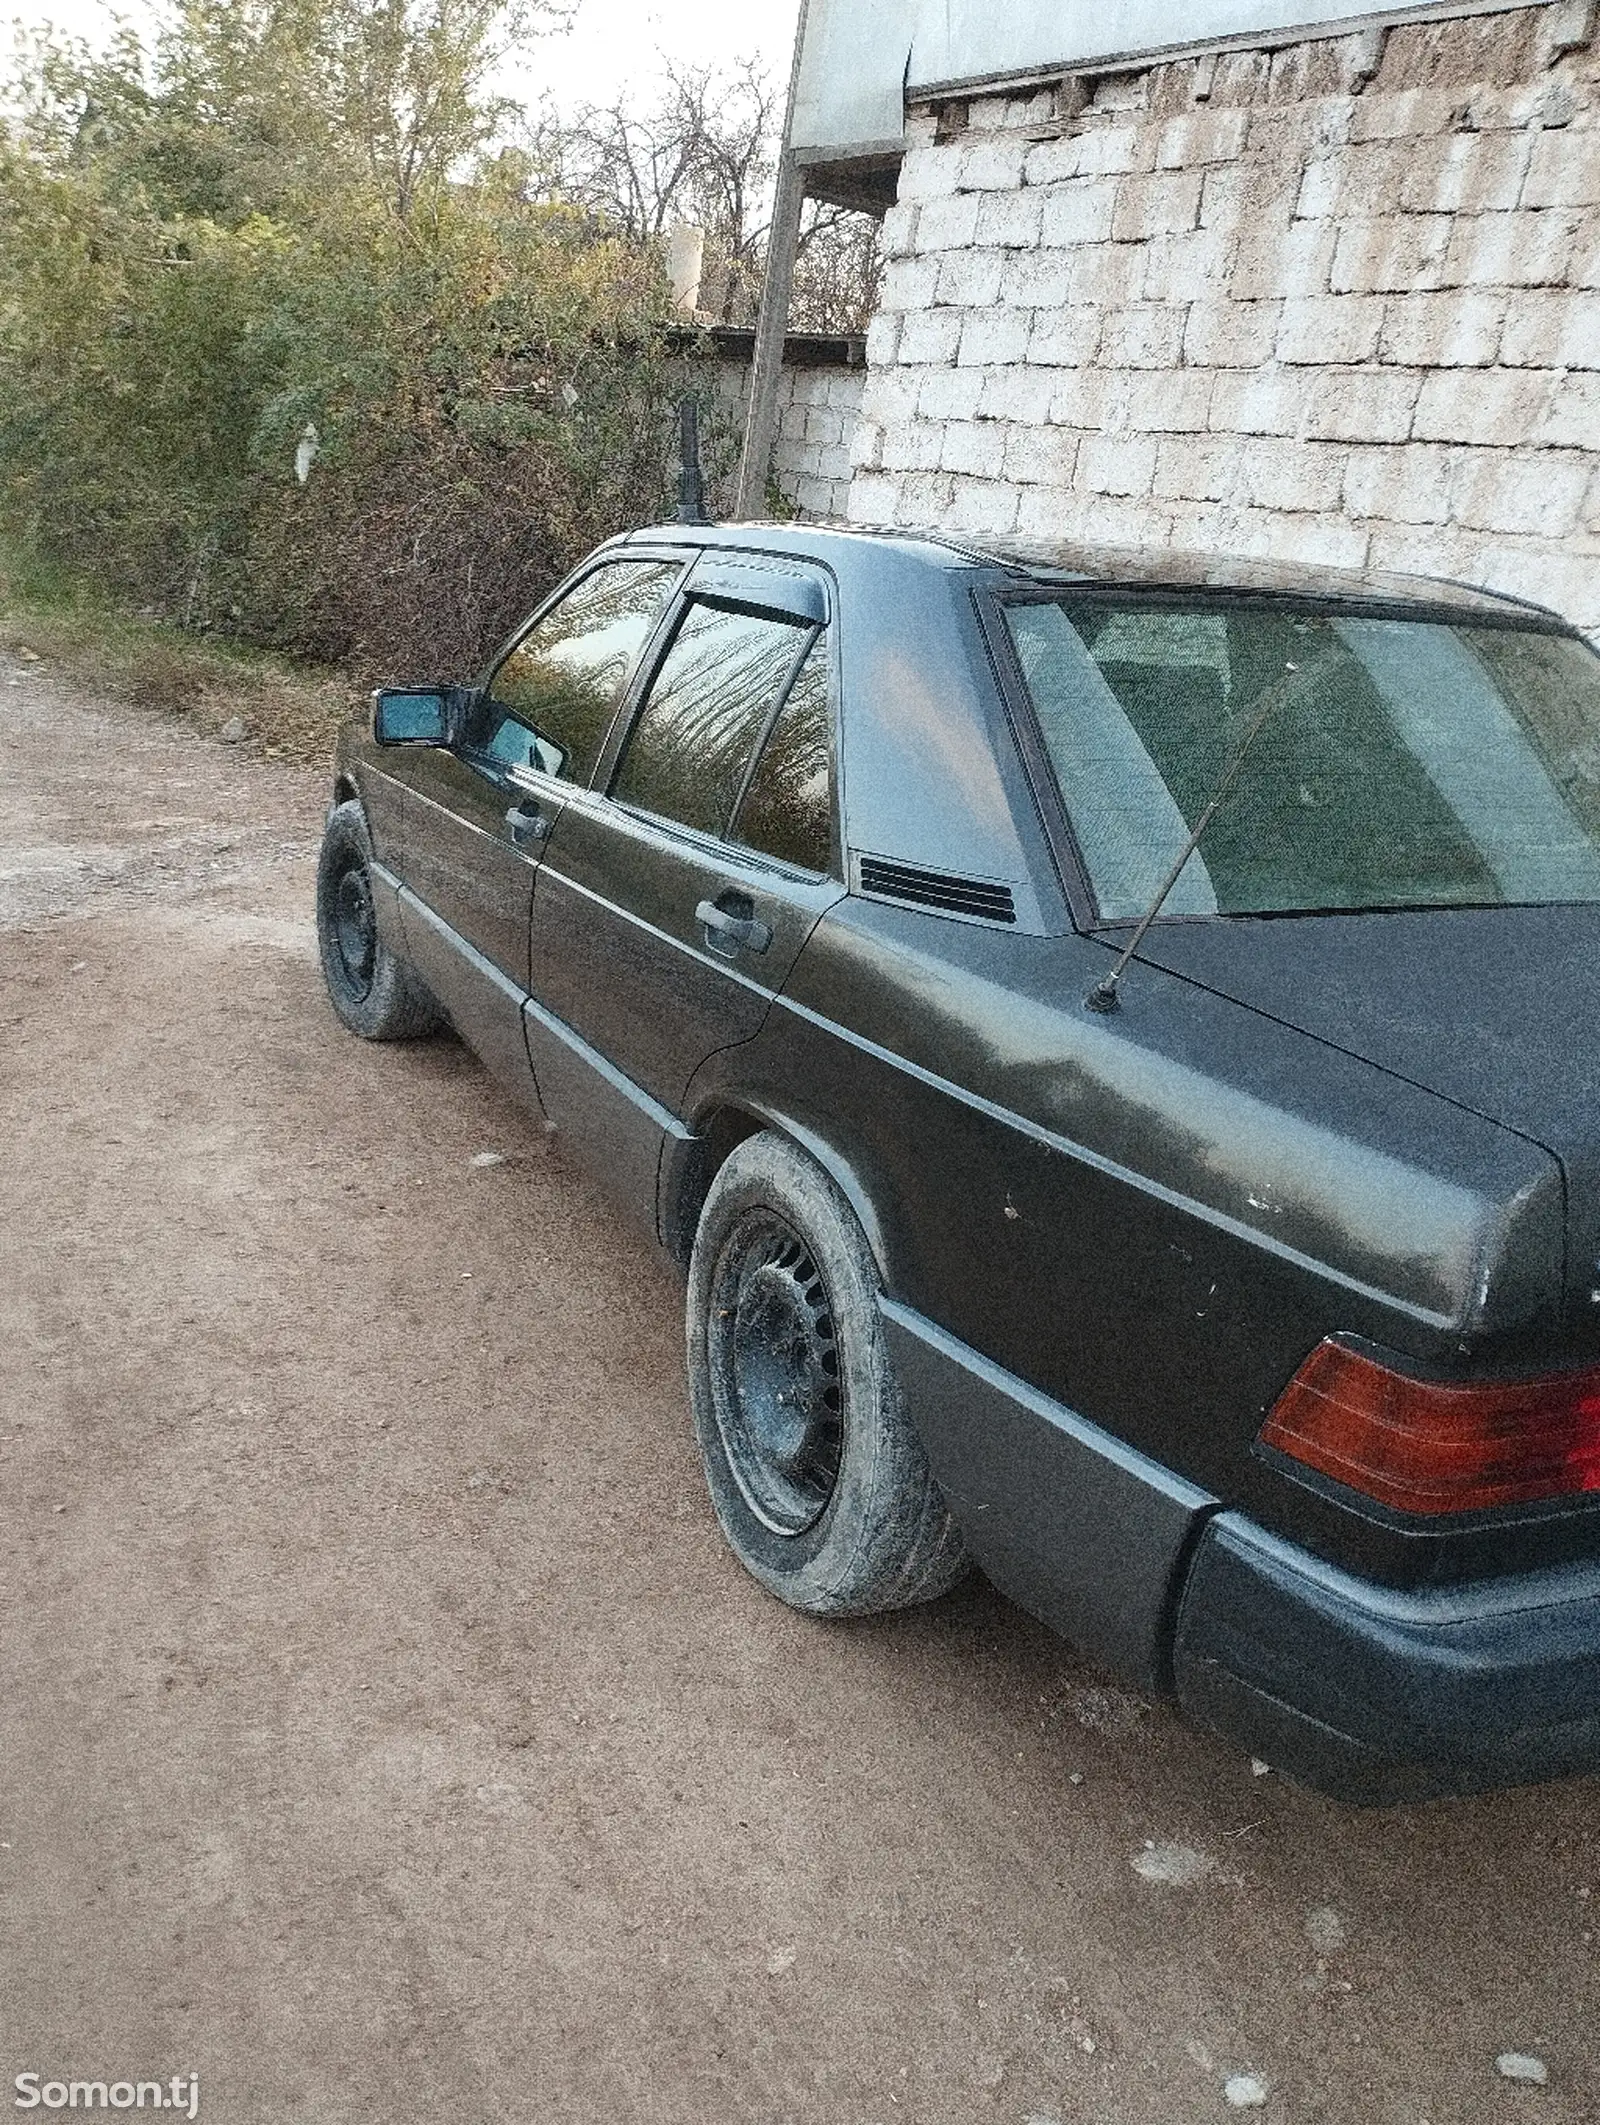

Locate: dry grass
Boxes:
[0,544,361,766]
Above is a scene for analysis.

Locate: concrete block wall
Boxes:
[773,367,867,517]
[848,6,1600,633]
[709,360,867,519]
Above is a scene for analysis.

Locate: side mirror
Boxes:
[373,688,449,745]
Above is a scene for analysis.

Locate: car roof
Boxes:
[621,518,1568,629]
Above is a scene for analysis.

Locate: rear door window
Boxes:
[479,558,682,784]
[611,600,813,837]
[730,638,834,874]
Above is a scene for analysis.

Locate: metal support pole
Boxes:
[734,0,812,520]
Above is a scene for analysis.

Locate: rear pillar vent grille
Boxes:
[857,857,1017,925]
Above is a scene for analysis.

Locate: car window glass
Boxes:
[479,558,680,784]
[1005,599,1600,920]
[612,600,811,837]
[732,638,834,873]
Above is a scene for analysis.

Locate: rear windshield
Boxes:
[1003,599,1600,921]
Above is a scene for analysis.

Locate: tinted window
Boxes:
[733,639,834,873]
[1004,599,1600,920]
[613,600,810,836]
[481,558,680,784]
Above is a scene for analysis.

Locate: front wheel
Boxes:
[686,1132,968,1616]
[315,800,443,1041]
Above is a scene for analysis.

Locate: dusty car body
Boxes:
[320,520,1600,1802]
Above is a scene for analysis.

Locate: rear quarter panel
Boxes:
[694,896,1574,1587]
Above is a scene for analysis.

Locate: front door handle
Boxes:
[696,897,772,956]
[505,801,551,849]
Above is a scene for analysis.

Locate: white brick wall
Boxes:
[846,6,1600,635]
[713,360,867,519]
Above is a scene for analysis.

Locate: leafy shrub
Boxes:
[0,2,739,679]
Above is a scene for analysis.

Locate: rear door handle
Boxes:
[505,801,552,848]
[696,898,772,956]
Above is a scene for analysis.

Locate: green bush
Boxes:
[0,2,735,678]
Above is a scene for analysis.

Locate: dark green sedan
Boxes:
[317,520,1600,1803]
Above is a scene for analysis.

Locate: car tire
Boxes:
[316,800,443,1041]
[687,1131,969,1616]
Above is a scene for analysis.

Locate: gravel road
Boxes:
[2,659,1597,2125]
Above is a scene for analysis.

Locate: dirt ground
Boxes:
[2,658,1596,2125]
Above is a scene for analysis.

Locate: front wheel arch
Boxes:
[315,799,443,1042]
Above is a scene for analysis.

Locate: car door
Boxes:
[524,556,845,1227]
[395,551,685,1095]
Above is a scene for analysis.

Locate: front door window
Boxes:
[480,558,682,785]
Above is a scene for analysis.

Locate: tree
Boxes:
[0,0,691,669]
[525,56,880,332]
[0,4,878,674]
[527,58,774,322]
[791,200,881,336]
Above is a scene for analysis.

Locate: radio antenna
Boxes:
[675,397,711,525]
[1085,654,1323,1015]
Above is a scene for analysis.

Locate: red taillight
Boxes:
[1259,1340,1600,1515]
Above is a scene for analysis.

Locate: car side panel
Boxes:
[334,718,552,1112]
[681,895,1576,1592]
[523,791,841,1232]
[401,753,549,985]
[335,717,410,858]
[883,1298,1219,1690]
[528,797,804,1109]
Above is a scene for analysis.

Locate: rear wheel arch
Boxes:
[664,1097,896,1286]
[683,1128,968,1614]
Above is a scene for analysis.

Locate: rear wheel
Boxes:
[316,800,443,1041]
[687,1132,968,1616]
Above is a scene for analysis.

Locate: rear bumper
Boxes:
[883,1297,1600,1803]
[1174,1514,1600,1804]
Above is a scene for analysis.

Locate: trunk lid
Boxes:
[1134,904,1600,1332]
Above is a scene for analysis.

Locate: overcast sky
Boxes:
[6,0,802,109]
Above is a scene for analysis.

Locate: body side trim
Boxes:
[881,1297,1218,1691]
[398,883,524,1011]
[540,848,844,1001]
[882,1297,1217,1515]
[1196,1509,1600,1630]
[522,987,697,1144]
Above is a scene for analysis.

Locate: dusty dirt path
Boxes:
[1,659,1597,2125]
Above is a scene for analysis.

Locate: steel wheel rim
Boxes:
[332,862,377,998]
[713,1210,843,1536]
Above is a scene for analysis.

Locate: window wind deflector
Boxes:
[685,558,828,628]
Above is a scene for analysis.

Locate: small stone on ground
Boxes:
[1132,1840,1213,1886]
[1306,1906,1347,1954]
[1496,2052,1549,2085]
[1224,2072,1269,2109]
